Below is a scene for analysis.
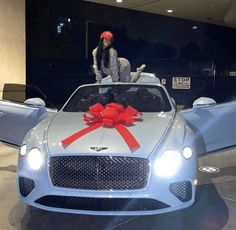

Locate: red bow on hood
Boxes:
[61,103,142,152]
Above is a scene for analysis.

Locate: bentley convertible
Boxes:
[1,73,236,215]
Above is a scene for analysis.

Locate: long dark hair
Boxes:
[96,38,113,70]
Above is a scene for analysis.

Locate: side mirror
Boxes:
[193,97,216,109]
[24,98,46,107]
[171,97,176,107]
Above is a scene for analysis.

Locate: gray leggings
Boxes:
[118,58,142,83]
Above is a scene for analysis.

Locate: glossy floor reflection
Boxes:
[1,143,236,230]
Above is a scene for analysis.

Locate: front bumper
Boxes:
[17,156,197,216]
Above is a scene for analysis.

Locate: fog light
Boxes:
[27,148,43,170]
[183,147,193,159]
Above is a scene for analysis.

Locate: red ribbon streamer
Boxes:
[61,103,142,152]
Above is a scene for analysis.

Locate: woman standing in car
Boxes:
[92,31,145,83]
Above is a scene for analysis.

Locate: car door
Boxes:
[0,100,56,146]
[0,84,57,146]
[181,98,236,153]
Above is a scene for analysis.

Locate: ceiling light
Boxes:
[116,0,123,3]
[167,10,173,13]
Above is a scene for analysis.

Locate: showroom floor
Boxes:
[0,143,236,230]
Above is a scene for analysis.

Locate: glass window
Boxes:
[63,84,172,113]
[2,84,55,109]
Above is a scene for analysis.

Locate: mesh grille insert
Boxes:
[169,180,192,202]
[49,156,149,190]
[35,196,170,211]
[19,177,35,197]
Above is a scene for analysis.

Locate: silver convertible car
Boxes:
[1,74,236,215]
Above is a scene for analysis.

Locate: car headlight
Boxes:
[27,148,43,170]
[19,144,27,156]
[154,150,182,178]
[182,147,193,159]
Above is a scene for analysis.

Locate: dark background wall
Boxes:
[26,0,236,107]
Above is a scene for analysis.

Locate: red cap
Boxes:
[100,31,113,39]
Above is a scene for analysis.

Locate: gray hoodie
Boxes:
[92,47,130,82]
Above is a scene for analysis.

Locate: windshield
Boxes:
[63,84,172,113]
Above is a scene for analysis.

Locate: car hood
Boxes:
[47,111,174,158]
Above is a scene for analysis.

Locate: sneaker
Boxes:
[130,64,147,83]
[136,64,146,73]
